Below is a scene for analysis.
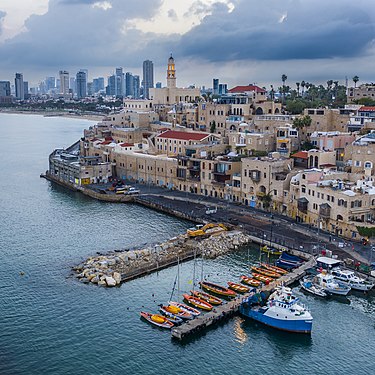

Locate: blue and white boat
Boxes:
[240,287,313,334]
[313,273,351,296]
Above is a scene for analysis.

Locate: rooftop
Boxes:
[228,85,266,94]
[157,130,210,141]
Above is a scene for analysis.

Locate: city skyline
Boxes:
[0,0,374,87]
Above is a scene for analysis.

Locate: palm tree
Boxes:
[327,80,333,90]
[270,84,275,101]
[281,74,287,103]
[353,76,359,88]
[296,82,300,97]
[301,80,306,96]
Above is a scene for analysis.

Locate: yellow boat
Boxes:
[261,263,288,275]
[191,290,222,305]
[251,266,281,279]
[227,282,250,294]
[252,273,273,284]
[240,275,262,287]
[261,245,282,256]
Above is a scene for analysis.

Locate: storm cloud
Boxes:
[0,0,374,86]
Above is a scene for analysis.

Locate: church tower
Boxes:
[167,54,176,89]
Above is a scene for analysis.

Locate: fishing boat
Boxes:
[261,263,288,275]
[299,277,328,297]
[191,290,222,305]
[251,273,273,284]
[183,294,213,311]
[169,301,201,317]
[331,268,374,292]
[159,304,193,320]
[313,273,351,296]
[240,287,313,334]
[140,311,174,329]
[200,281,237,297]
[227,281,250,294]
[261,245,282,256]
[251,266,281,278]
[240,275,262,287]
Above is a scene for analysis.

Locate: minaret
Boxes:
[167,53,176,89]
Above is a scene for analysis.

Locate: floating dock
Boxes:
[171,253,316,340]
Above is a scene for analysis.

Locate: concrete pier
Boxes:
[171,253,316,340]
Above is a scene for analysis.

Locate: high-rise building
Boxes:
[107,75,116,96]
[45,77,56,91]
[155,82,162,89]
[142,59,154,99]
[23,81,29,99]
[69,77,76,94]
[125,72,134,97]
[87,82,93,96]
[93,77,105,93]
[115,67,124,97]
[0,81,11,97]
[59,70,69,95]
[218,83,227,95]
[213,78,219,96]
[76,70,87,99]
[15,73,24,100]
[133,75,140,99]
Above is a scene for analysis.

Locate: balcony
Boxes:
[319,203,331,219]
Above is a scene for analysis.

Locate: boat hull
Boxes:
[200,281,236,297]
[239,306,312,334]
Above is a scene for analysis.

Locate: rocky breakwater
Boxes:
[73,230,252,287]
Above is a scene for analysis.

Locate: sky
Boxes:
[0,0,374,89]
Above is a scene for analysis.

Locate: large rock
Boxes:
[105,276,116,287]
[113,272,122,285]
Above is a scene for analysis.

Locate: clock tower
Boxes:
[167,54,176,89]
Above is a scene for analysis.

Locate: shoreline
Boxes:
[0,109,103,122]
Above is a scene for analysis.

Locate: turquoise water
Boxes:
[0,113,374,374]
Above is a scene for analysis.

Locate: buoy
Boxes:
[20,271,25,276]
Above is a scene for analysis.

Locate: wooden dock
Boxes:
[171,254,316,340]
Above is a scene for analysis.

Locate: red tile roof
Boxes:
[291,151,308,159]
[120,143,134,147]
[100,140,114,145]
[228,85,266,94]
[359,106,375,112]
[157,130,210,141]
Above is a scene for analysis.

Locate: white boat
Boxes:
[240,286,313,334]
[331,268,374,292]
[313,273,351,296]
[299,278,328,297]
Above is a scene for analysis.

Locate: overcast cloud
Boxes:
[0,0,374,87]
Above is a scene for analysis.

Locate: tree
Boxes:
[281,74,287,103]
[293,115,312,129]
[296,82,300,97]
[353,76,359,88]
[301,80,306,96]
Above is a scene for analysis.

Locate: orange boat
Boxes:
[169,301,201,317]
[251,272,273,284]
[191,290,222,305]
[251,266,281,278]
[261,263,288,275]
[183,294,213,311]
[140,312,174,329]
[200,281,236,297]
[159,304,193,320]
[227,282,250,294]
[240,275,262,287]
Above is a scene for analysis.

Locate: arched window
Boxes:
[364,161,372,169]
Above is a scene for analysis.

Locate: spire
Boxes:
[167,53,176,89]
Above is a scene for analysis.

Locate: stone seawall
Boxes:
[42,173,134,203]
[73,231,252,287]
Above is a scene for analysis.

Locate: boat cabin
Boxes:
[316,256,341,270]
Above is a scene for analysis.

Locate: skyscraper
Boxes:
[59,70,69,95]
[0,81,11,103]
[15,73,24,100]
[93,77,104,93]
[76,70,87,99]
[115,67,124,97]
[142,60,154,99]
[45,77,56,91]
[125,72,134,97]
[133,75,140,99]
[107,75,116,96]
[213,79,219,96]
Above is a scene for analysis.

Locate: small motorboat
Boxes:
[331,268,374,292]
[183,294,213,311]
[191,290,222,305]
[252,273,273,284]
[261,245,282,256]
[241,275,262,287]
[251,266,281,279]
[159,304,193,320]
[299,278,328,298]
[261,263,288,275]
[169,301,201,317]
[313,273,351,296]
[140,311,174,329]
[200,281,237,298]
[227,281,250,294]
